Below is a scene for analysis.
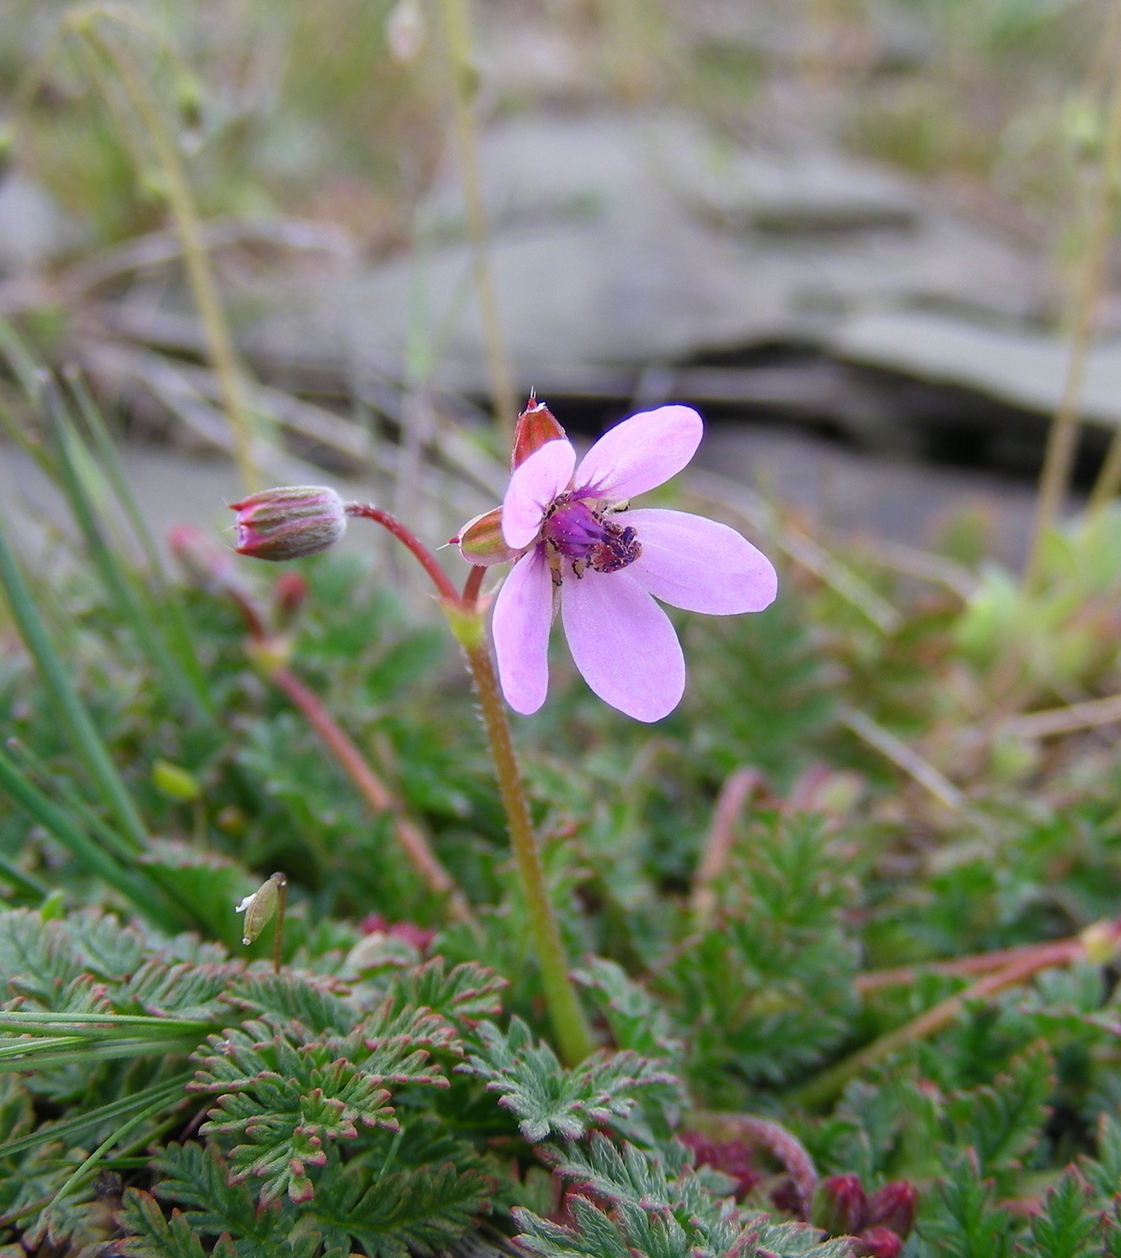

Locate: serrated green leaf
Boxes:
[944,1045,1054,1187]
[312,1157,495,1258]
[1025,1171,1098,1258]
[462,1017,682,1144]
[118,1189,238,1258]
[921,1151,1013,1258]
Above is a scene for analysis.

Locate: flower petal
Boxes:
[561,568,685,722]
[625,509,778,613]
[492,548,555,715]
[502,439,576,549]
[574,405,703,501]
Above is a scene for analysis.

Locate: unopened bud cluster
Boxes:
[813,1175,918,1258]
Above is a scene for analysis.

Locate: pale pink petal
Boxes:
[574,405,702,501]
[560,568,685,722]
[502,439,575,549]
[624,509,778,613]
[492,548,555,715]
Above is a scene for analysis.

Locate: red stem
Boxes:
[270,663,473,922]
[857,936,1085,992]
[345,503,459,602]
[690,767,765,923]
[462,564,486,604]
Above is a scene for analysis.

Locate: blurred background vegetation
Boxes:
[0,0,1113,291]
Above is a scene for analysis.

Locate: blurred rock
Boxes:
[828,310,1121,430]
[234,110,1047,408]
[0,173,86,275]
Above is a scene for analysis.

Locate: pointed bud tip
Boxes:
[512,396,566,469]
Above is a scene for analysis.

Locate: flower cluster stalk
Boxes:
[267,662,474,925]
[345,504,594,1064]
[179,520,472,920]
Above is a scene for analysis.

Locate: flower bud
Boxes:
[679,1133,761,1200]
[814,1175,868,1237]
[452,506,520,566]
[865,1182,917,1238]
[230,486,347,561]
[852,1227,903,1258]
[512,396,566,469]
[1081,919,1121,965]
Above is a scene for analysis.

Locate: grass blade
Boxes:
[0,743,177,925]
[0,510,148,852]
[0,853,50,900]
[44,1085,187,1217]
[43,379,209,722]
[0,1073,191,1160]
[5,738,139,864]
[63,366,215,711]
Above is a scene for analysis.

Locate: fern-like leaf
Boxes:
[513,1135,849,1258]
[1025,1171,1099,1258]
[312,1157,496,1258]
[944,1044,1053,1189]
[228,973,355,1036]
[921,1151,1012,1258]
[383,957,506,1026]
[572,958,682,1060]
[118,1189,239,1258]
[191,1005,451,1203]
[461,1018,681,1143]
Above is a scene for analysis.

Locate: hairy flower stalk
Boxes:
[231,489,594,1064]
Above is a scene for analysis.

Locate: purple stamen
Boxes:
[544,497,642,574]
[546,498,606,557]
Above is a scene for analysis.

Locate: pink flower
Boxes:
[483,404,777,722]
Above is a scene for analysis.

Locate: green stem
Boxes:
[77,15,260,493]
[461,640,594,1066]
[1026,6,1121,575]
[345,509,591,1061]
[437,0,518,437]
[272,873,288,974]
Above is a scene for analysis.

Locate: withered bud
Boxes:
[235,872,287,945]
[272,572,309,629]
[230,485,347,561]
[168,523,244,595]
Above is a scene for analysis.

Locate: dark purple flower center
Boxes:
[543,494,641,577]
